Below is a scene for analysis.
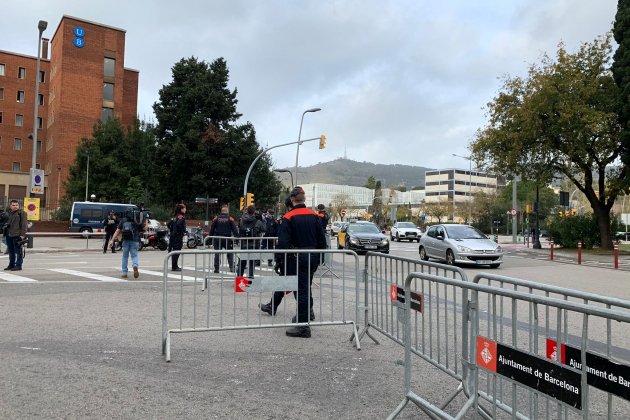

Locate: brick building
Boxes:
[0,15,138,209]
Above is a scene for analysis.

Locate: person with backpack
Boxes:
[169,204,187,271]
[209,204,239,273]
[237,205,265,278]
[262,209,279,266]
[109,208,145,279]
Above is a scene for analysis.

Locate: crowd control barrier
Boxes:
[161,247,361,361]
[359,252,470,408]
[388,271,630,420]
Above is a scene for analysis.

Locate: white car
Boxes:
[390,222,422,242]
[330,221,347,236]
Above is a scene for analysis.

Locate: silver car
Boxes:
[418,224,503,268]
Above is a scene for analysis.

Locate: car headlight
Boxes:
[381,238,389,245]
[495,246,502,253]
[457,245,472,252]
[349,237,359,245]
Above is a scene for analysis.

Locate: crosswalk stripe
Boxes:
[0,272,38,282]
[49,268,127,282]
[138,268,199,281]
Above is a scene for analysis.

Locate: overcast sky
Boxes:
[1,0,619,172]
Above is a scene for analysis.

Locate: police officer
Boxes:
[102,211,118,254]
[209,204,238,273]
[276,186,327,338]
[263,208,278,266]
[316,204,330,231]
[170,204,187,271]
[237,205,265,278]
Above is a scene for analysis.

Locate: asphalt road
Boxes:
[1,239,629,418]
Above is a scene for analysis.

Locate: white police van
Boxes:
[69,201,138,233]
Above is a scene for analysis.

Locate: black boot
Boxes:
[259,302,275,316]
[286,326,311,338]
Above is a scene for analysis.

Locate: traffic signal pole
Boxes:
[243,136,325,206]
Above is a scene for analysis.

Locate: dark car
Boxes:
[337,221,389,254]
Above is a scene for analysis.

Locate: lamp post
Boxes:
[56,165,61,207]
[452,153,472,222]
[84,152,90,202]
[274,169,294,189]
[294,107,321,186]
[30,20,47,198]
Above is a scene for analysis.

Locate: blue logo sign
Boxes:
[74,27,85,37]
[73,37,85,48]
[34,175,42,184]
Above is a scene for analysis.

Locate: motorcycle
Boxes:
[146,227,169,251]
[186,226,207,249]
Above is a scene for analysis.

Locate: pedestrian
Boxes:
[276,186,327,338]
[101,211,118,254]
[209,204,239,273]
[263,208,279,266]
[3,200,28,271]
[237,205,265,278]
[0,208,9,254]
[109,207,145,279]
[316,204,330,231]
[170,203,187,271]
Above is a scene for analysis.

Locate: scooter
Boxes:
[147,227,169,251]
[186,227,207,249]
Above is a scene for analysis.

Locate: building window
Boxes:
[18,67,26,79]
[17,90,25,103]
[16,114,23,127]
[39,70,45,83]
[13,162,21,172]
[38,117,43,129]
[104,57,115,77]
[101,107,113,122]
[0,112,3,123]
[0,87,4,100]
[37,140,42,153]
[38,94,44,106]
[103,83,114,101]
[14,138,22,151]
[0,63,5,76]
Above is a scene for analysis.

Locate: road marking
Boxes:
[0,272,38,282]
[138,268,199,281]
[49,268,127,282]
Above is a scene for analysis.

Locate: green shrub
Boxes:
[51,200,72,221]
[547,214,618,249]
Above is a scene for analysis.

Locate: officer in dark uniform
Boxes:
[209,204,239,273]
[170,204,187,271]
[276,186,327,338]
[317,204,330,231]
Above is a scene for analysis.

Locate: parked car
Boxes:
[418,224,503,268]
[337,221,389,254]
[330,221,348,236]
[616,231,630,241]
[390,222,422,242]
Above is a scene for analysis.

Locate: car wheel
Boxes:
[489,263,500,269]
[390,233,395,241]
[80,227,92,238]
[419,246,429,261]
[446,249,455,266]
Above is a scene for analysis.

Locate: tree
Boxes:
[613,0,630,170]
[65,119,154,203]
[330,192,355,219]
[424,201,450,223]
[471,35,628,248]
[364,176,377,189]
[153,57,282,208]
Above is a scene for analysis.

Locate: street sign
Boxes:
[194,197,218,204]
[30,168,45,194]
[24,197,40,221]
[511,209,517,216]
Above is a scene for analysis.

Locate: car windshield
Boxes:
[398,222,416,229]
[348,224,380,234]
[445,225,486,240]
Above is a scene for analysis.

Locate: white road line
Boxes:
[49,268,127,282]
[0,272,38,282]
[138,268,199,281]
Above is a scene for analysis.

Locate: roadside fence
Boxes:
[388,271,630,419]
[161,247,361,361]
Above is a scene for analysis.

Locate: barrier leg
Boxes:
[165,332,171,362]
[614,243,619,269]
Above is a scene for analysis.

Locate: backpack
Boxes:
[166,217,175,232]
[121,221,134,240]
[242,226,255,237]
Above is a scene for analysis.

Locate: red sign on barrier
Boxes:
[234,276,250,293]
[389,285,422,312]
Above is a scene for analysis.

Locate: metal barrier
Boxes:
[161,248,361,361]
[359,253,469,403]
[388,271,630,419]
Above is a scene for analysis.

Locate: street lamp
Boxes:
[452,153,472,222]
[30,20,47,198]
[274,169,294,189]
[294,107,321,186]
[84,152,90,202]
[56,165,61,207]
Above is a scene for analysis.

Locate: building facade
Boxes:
[0,15,138,208]
[424,169,503,204]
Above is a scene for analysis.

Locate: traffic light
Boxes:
[246,192,255,207]
[239,197,245,211]
[319,135,326,149]
[570,208,576,216]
